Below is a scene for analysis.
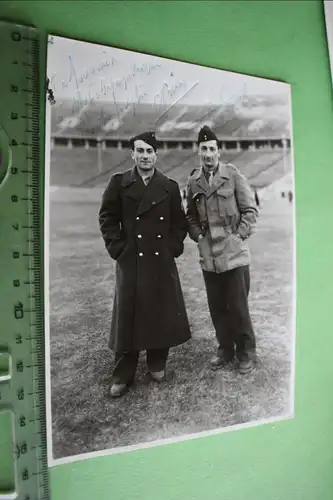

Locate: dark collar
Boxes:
[121,166,170,215]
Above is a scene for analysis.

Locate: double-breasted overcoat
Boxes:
[98,166,191,352]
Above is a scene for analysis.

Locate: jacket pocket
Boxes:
[229,232,246,256]
[216,187,238,217]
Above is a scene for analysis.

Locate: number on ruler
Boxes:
[19,415,26,427]
[11,139,18,146]
[11,112,18,120]
[17,387,25,400]
[11,85,19,93]
[22,468,29,481]
[16,442,28,458]
[20,442,28,454]
[11,167,18,174]
[12,32,21,42]
[14,302,24,319]
[13,251,20,259]
[16,334,22,344]
[16,361,24,372]
[13,279,20,287]
[11,195,18,202]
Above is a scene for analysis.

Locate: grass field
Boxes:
[49,188,294,460]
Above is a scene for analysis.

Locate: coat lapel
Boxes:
[207,162,230,197]
[137,168,169,215]
[190,167,210,197]
[122,167,146,202]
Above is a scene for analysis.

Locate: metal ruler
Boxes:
[0,21,50,500]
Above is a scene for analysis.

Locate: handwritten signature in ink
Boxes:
[51,50,249,136]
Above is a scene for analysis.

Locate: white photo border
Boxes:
[44,34,297,468]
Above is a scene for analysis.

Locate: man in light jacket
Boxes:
[186,125,258,374]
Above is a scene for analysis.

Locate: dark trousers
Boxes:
[112,348,169,385]
[202,265,256,360]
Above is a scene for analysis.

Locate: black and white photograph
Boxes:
[45,34,296,466]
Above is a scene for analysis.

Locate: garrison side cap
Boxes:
[197,125,221,148]
[129,130,157,152]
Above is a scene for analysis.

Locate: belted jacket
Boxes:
[186,162,258,273]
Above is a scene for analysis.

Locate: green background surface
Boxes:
[1,1,333,499]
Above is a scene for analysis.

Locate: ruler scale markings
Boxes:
[0,22,50,500]
[32,30,49,500]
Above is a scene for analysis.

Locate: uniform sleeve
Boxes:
[169,181,188,258]
[185,180,203,242]
[98,174,126,260]
[233,168,258,239]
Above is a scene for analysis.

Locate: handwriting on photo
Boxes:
[49,52,248,134]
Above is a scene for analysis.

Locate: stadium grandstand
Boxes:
[49,96,292,194]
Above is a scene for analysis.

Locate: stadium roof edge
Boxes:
[51,134,291,142]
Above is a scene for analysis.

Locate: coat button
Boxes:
[155,252,159,256]
[157,234,162,238]
[160,216,164,220]
[138,234,142,238]
[139,252,143,256]
[136,216,140,220]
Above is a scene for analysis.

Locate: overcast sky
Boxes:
[47,35,290,110]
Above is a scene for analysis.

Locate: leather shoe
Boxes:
[238,358,255,374]
[210,355,233,370]
[110,383,128,398]
[149,370,165,382]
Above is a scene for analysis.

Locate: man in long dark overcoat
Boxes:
[98,131,191,397]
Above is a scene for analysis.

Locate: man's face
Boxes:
[131,139,157,171]
[198,140,220,169]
